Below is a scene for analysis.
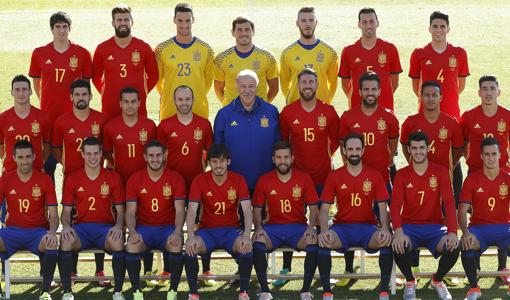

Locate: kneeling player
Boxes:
[59,137,126,300]
[125,140,186,300]
[252,141,319,300]
[184,144,253,300]
[318,133,393,300]
[0,140,59,300]
[391,131,459,300]
[459,138,510,299]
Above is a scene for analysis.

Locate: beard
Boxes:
[347,155,362,166]
[362,97,378,108]
[299,89,316,101]
[115,26,131,38]
[176,104,192,114]
[276,164,291,175]
[74,100,88,110]
[299,26,315,39]
[148,160,164,171]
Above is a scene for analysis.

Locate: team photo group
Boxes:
[0,2,509,300]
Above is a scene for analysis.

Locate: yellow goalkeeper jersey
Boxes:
[213,46,278,105]
[155,37,214,120]
[280,39,339,104]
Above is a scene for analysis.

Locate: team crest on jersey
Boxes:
[91,123,100,135]
[316,52,324,63]
[377,119,386,132]
[378,52,387,65]
[292,186,302,198]
[69,55,78,69]
[260,117,269,128]
[31,121,40,135]
[318,115,327,128]
[429,175,438,190]
[500,184,508,197]
[193,50,201,62]
[439,127,448,141]
[227,188,237,201]
[163,184,172,197]
[32,186,41,198]
[139,130,148,142]
[252,59,261,71]
[449,56,457,68]
[100,183,109,197]
[498,120,507,134]
[363,180,372,193]
[194,128,203,141]
[132,50,141,64]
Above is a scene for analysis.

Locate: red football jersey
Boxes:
[0,170,57,228]
[339,106,399,182]
[126,168,186,226]
[157,114,212,190]
[29,42,93,123]
[52,110,105,176]
[0,106,50,174]
[92,37,158,119]
[189,171,250,229]
[390,162,457,233]
[400,112,464,170]
[62,168,124,224]
[338,38,402,110]
[280,100,339,185]
[103,116,157,184]
[409,43,470,120]
[252,169,318,225]
[460,105,510,172]
[460,170,510,225]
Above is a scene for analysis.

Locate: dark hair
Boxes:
[358,8,378,22]
[81,136,102,152]
[232,16,254,32]
[421,80,441,95]
[175,3,193,17]
[297,7,315,18]
[207,144,230,160]
[120,87,139,101]
[50,11,71,29]
[112,4,132,21]
[343,132,364,149]
[478,75,499,88]
[13,140,33,155]
[273,140,292,155]
[358,71,380,90]
[297,68,318,82]
[174,85,194,100]
[11,75,31,91]
[408,131,429,146]
[430,11,449,26]
[144,140,166,154]
[70,79,91,94]
[481,137,499,152]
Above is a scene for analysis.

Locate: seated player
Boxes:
[184,144,253,300]
[317,133,393,300]
[252,140,319,300]
[125,140,186,300]
[0,140,59,300]
[58,137,126,300]
[459,137,510,299]
[391,131,459,300]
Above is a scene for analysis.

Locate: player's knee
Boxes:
[442,243,461,254]
[59,238,75,251]
[108,240,124,252]
[165,242,182,253]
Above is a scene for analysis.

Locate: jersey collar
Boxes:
[172,36,197,49]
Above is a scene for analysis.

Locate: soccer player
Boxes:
[0,75,50,175]
[459,138,510,300]
[155,3,214,120]
[92,4,158,119]
[391,131,459,300]
[125,140,186,300]
[0,140,59,300]
[252,140,319,300]
[29,11,93,178]
[214,70,280,194]
[317,133,393,300]
[339,8,402,110]
[280,7,338,104]
[213,17,278,105]
[59,137,125,300]
[184,144,253,300]
[409,11,469,120]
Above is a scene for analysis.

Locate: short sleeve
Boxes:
[112,172,125,205]
[374,172,390,202]
[338,47,351,78]
[172,171,187,201]
[319,172,336,204]
[28,49,41,78]
[459,175,474,205]
[408,49,420,79]
[188,175,203,203]
[451,120,465,148]
[389,44,403,74]
[400,118,410,145]
[81,48,93,79]
[266,53,279,80]
[52,118,63,148]
[102,122,113,152]
[237,174,251,201]
[303,174,319,205]
[388,113,400,139]
[458,48,470,77]
[125,175,138,202]
[62,174,75,206]
[252,178,266,208]
[213,56,225,81]
[44,174,58,206]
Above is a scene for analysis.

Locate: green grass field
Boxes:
[1,0,510,299]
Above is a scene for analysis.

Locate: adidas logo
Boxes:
[476,187,484,193]
[354,57,361,63]
[293,119,300,125]
[206,191,213,196]
[230,121,238,126]
[406,183,414,188]
[474,124,480,129]
[140,188,148,194]
[45,59,52,64]
[170,132,178,137]
[228,64,234,69]
[107,55,114,61]
[340,184,347,189]
[270,189,277,195]
[115,134,123,140]
[425,60,432,65]
[8,126,15,131]
[170,54,176,59]
[9,189,16,195]
[68,128,75,134]
[77,187,84,192]
[295,56,301,61]
[353,123,360,128]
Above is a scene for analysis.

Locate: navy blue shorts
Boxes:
[137,225,175,251]
[74,223,111,250]
[0,227,47,259]
[330,224,379,254]
[403,224,446,258]
[196,227,241,254]
[469,224,510,254]
[264,223,307,251]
